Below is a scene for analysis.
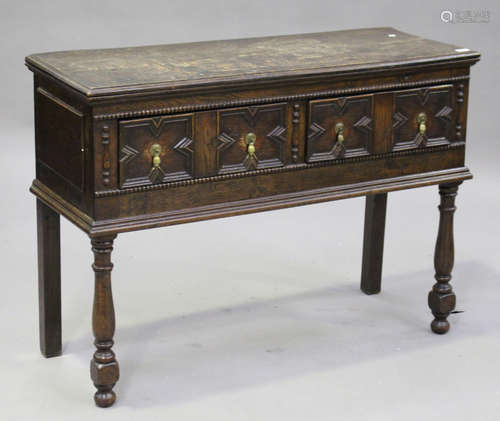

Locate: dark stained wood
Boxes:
[93,120,118,192]
[87,65,472,115]
[307,94,374,161]
[392,85,454,150]
[37,199,62,358]
[428,182,460,334]
[118,113,195,187]
[291,101,306,163]
[454,81,469,142]
[373,92,393,154]
[26,28,480,407]
[25,28,479,97]
[35,87,86,213]
[360,193,388,295]
[36,88,85,190]
[94,145,467,222]
[32,167,472,237]
[216,103,289,173]
[194,111,218,177]
[90,235,119,407]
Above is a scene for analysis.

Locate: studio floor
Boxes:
[1,127,499,420]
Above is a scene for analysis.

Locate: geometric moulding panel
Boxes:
[392,85,454,151]
[307,94,374,162]
[216,103,288,174]
[119,114,194,188]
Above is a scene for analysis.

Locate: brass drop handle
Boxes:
[245,132,256,156]
[335,122,345,143]
[149,143,162,168]
[417,113,427,135]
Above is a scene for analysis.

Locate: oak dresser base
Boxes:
[26,27,479,407]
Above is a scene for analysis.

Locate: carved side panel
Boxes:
[119,114,195,188]
[216,103,288,174]
[307,95,374,163]
[392,85,454,151]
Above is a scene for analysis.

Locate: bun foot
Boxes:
[94,388,116,408]
[430,318,450,334]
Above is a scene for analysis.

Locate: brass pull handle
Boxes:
[245,132,256,156]
[335,122,345,143]
[417,113,426,135]
[149,143,162,168]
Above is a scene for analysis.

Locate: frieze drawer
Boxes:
[112,85,463,190]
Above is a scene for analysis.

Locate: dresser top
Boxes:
[26,27,479,98]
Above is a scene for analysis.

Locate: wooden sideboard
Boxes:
[26,27,480,407]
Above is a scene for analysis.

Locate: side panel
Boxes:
[35,86,87,211]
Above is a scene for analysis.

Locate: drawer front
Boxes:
[392,85,454,151]
[216,103,288,174]
[111,84,458,191]
[307,94,374,163]
[118,114,194,188]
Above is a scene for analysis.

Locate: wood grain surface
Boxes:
[25,27,479,96]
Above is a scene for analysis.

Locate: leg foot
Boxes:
[428,182,460,334]
[430,318,450,335]
[360,193,387,295]
[36,199,62,358]
[94,389,116,408]
[90,235,119,407]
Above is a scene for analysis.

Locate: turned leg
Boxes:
[360,193,387,295]
[428,182,461,334]
[37,199,62,358]
[90,235,119,407]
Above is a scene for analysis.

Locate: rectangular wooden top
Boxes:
[26,27,479,97]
